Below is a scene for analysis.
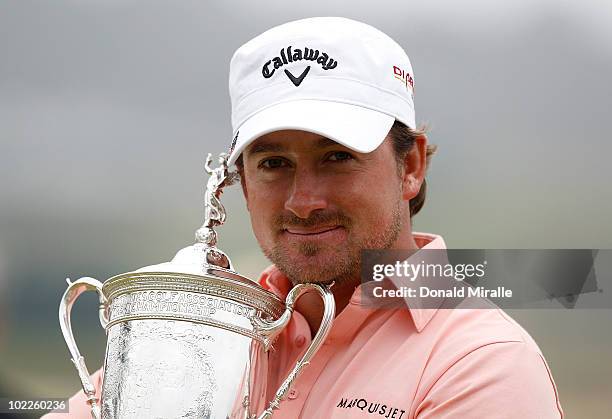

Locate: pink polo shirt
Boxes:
[48,232,563,418]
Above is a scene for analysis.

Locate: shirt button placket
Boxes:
[295,335,306,347]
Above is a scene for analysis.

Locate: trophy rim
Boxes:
[102,268,285,319]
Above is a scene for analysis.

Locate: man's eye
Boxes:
[260,158,288,169]
[327,151,353,162]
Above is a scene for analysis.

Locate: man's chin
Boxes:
[274,254,355,284]
[262,241,358,281]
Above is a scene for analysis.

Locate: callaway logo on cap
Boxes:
[262,46,338,86]
[227,17,416,165]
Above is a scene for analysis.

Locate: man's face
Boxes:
[240,130,410,285]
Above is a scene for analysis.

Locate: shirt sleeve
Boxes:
[415,341,564,419]
[41,367,103,419]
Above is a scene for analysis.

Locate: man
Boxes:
[49,17,563,418]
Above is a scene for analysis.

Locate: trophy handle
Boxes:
[256,283,335,419]
[59,277,109,419]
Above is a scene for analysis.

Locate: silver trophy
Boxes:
[59,152,335,419]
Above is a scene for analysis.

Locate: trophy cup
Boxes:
[59,152,335,418]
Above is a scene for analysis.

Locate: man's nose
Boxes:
[284,169,327,219]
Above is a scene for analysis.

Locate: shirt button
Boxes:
[295,335,306,347]
[288,389,299,400]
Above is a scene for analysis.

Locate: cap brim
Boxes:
[228,100,395,165]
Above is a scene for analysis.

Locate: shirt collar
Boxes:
[258,231,448,333]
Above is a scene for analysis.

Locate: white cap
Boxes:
[227,17,416,165]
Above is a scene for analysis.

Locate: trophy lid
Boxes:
[131,243,262,289]
[133,243,241,276]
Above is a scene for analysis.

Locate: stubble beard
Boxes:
[260,200,404,287]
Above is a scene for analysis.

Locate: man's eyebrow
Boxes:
[315,137,342,148]
[246,136,345,155]
[247,142,287,155]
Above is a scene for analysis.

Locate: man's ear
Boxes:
[401,133,427,201]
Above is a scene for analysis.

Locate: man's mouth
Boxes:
[284,225,341,235]
[281,225,347,244]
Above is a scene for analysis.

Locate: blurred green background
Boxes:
[1,1,611,417]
